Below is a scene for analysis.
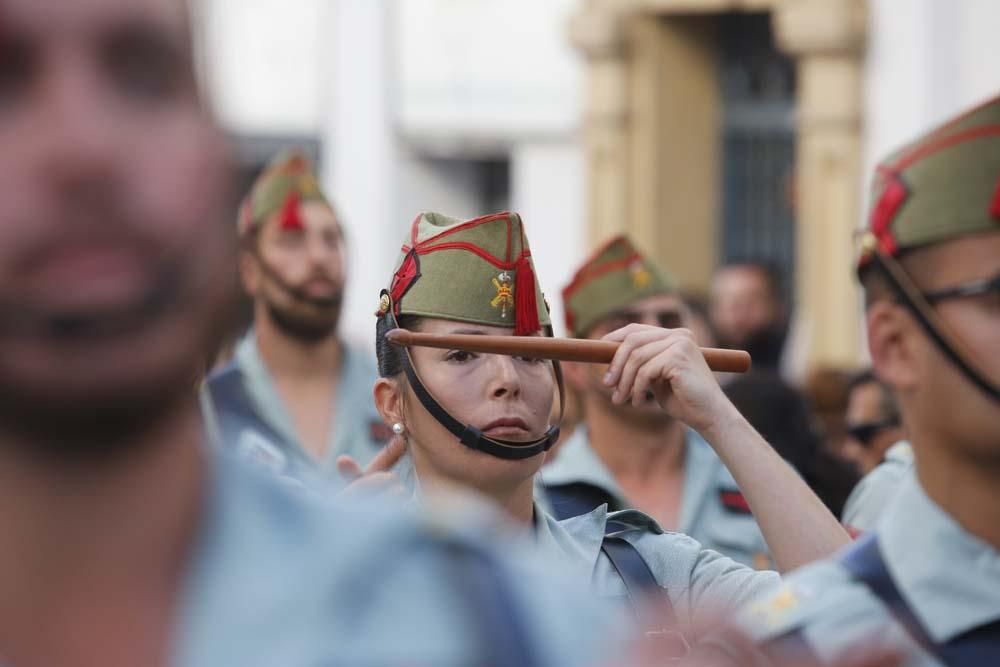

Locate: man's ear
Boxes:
[867,301,920,392]
[374,377,405,426]
[239,248,261,297]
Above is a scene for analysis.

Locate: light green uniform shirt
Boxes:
[532,503,780,638]
[201,332,406,489]
[842,441,913,532]
[737,474,1000,666]
[538,428,771,568]
[176,454,614,666]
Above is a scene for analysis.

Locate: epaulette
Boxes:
[604,508,665,535]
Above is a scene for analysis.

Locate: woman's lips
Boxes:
[481,418,531,437]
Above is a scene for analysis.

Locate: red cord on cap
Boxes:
[514,254,540,335]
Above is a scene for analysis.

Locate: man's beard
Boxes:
[0,256,226,463]
[265,295,342,343]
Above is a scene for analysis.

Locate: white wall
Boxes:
[863,0,1000,207]
[511,141,586,338]
[396,0,582,141]
[324,0,402,350]
[200,0,328,136]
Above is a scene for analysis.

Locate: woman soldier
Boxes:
[367,211,850,645]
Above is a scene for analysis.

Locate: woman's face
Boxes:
[401,317,556,492]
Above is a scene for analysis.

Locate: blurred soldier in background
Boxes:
[202,151,393,487]
[542,236,771,568]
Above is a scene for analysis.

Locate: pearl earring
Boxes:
[392,423,405,436]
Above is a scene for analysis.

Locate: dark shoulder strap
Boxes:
[545,483,618,521]
[205,364,286,448]
[601,534,686,657]
[840,533,1000,667]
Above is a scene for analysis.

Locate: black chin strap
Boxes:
[399,337,564,462]
[865,239,1000,405]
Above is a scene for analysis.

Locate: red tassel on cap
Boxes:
[514,254,541,335]
[990,175,1000,221]
[279,191,304,231]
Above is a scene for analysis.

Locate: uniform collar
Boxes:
[879,474,1000,642]
[884,441,913,464]
[533,503,607,581]
[235,330,365,470]
[541,426,716,533]
[541,428,629,508]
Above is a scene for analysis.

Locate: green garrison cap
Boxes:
[862,93,1000,268]
[381,211,549,335]
[237,150,331,237]
[561,235,675,337]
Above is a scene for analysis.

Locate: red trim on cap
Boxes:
[990,175,1000,221]
[390,251,420,308]
[920,95,1000,143]
[562,253,643,301]
[414,241,515,270]
[409,214,422,246]
[870,170,908,256]
[418,212,513,246]
[892,125,1000,171]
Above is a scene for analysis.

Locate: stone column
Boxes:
[774,0,867,369]
[570,4,631,244]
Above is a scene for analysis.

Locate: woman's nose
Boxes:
[489,355,522,399]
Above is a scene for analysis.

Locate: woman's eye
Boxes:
[446,350,474,363]
[516,356,544,365]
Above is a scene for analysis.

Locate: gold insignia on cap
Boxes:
[298,174,321,198]
[629,260,652,289]
[491,271,514,319]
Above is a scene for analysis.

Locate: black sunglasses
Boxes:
[846,417,900,447]
[923,272,1000,304]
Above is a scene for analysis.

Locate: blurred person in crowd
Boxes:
[725,372,861,518]
[840,370,912,533]
[804,366,855,458]
[0,2,621,665]
[680,290,718,348]
[539,236,771,568]
[841,370,905,477]
[710,259,789,370]
[732,94,1000,665]
[362,213,853,651]
[201,151,391,487]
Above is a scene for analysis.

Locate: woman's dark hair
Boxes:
[375,313,420,378]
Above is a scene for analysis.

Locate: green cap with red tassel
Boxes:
[237,149,331,237]
[382,211,549,335]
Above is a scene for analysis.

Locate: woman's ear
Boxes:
[374,377,405,425]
